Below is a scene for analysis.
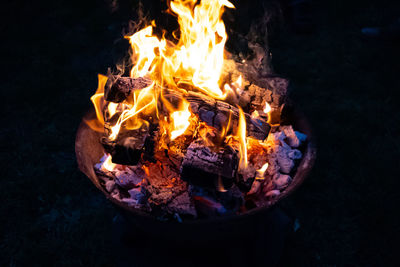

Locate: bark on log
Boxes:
[104,75,152,103]
[100,129,150,165]
[247,76,289,124]
[188,91,270,140]
[163,90,271,140]
[180,140,239,190]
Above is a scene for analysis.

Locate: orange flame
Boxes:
[102,154,117,171]
[125,0,234,99]
[255,163,269,180]
[88,0,267,167]
[126,26,164,78]
[170,100,191,140]
[263,102,271,114]
[108,83,156,141]
[85,74,108,132]
[238,107,248,170]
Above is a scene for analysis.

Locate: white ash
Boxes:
[93,124,307,219]
[238,164,257,182]
[249,126,307,203]
[121,188,146,208]
[280,125,307,148]
[114,166,143,189]
[273,173,292,190]
[94,157,146,208]
[265,190,280,198]
[248,180,262,195]
[105,180,116,192]
[271,128,303,174]
[127,187,146,203]
[110,189,121,201]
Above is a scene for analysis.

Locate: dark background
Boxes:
[1,0,400,266]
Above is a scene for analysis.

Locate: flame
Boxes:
[88,1,281,173]
[108,83,156,141]
[255,163,269,180]
[170,100,191,140]
[168,0,234,98]
[263,102,271,114]
[125,0,234,99]
[85,74,108,132]
[238,107,248,170]
[89,0,236,143]
[102,154,117,171]
[126,26,164,78]
[251,110,260,120]
[220,110,232,139]
[235,75,243,88]
[107,102,118,116]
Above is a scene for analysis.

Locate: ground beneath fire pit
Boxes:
[2,0,400,266]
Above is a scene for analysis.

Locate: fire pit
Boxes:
[75,0,316,241]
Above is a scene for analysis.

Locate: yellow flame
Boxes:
[234,75,242,89]
[238,107,248,170]
[107,102,118,116]
[126,26,164,78]
[263,102,271,114]
[102,154,117,171]
[85,74,108,132]
[168,0,234,98]
[251,110,260,120]
[170,100,191,140]
[220,109,232,139]
[108,83,156,141]
[89,0,243,154]
[125,0,234,99]
[255,163,269,180]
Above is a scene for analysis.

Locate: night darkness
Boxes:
[1,0,400,266]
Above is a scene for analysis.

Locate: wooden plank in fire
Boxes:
[163,90,271,140]
[104,75,152,103]
[180,140,239,190]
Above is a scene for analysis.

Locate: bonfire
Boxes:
[80,0,310,221]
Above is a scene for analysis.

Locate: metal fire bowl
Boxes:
[75,104,316,242]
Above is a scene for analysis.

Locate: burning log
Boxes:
[164,90,271,140]
[100,128,150,165]
[190,92,271,140]
[180,140,239,190]
[247,76,289,124]
[104,75,152,103]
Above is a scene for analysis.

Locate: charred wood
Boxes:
[180,140,238,190]
[104,75,152,103]
[247,76,289,124]
[164,90,271,140]
[100,129,150,165]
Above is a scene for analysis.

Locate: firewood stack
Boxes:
[90,69,309,221]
